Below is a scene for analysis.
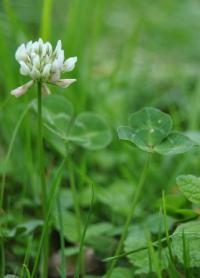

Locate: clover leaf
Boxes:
[118,107,196,155]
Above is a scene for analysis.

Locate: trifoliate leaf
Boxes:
[69,112,112,150]
[118,107,195,155]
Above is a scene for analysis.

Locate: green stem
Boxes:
[37,81,48,278]
[31,157,66,278]
[68,158,81,239]
[75,184,94,278]
[56,196,66,278]
[37,82,46,211]
[106,154,150,277]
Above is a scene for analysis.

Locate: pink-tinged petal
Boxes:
[50,70,61,82]
[41,83,51,95]
[10,80,34,97]
[53,79,76,88]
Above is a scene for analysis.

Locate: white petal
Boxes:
[63,57,77,72]
[45,42,52,55]
[55,40,62,53]
[32,54,40,69]
[38,38,43,45]
[52,59,60,71]
[57,50,64,68]
[15,44,26,61]
[32,41,39,52]
[52,79,76,88]
[42,63,51,78]
[41,83,51,95]
[30,67,41,79]
[19,61,30,75]
[10,80,34,97]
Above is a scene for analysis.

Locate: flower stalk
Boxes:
[37,81,49,278]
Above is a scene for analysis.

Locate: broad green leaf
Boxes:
[0,219,43,238]
[156,194,198,220]
[155,132,195,155]
[104,267,133,278]
[54,211,82,243]
[166,207,199,221]
[124,226,168,274]
[118,107,195,155]
[86,222,114,239]
[68,112,112,150]
[97,181,134,216]
[32,95,73,155]
[118,107,172,153]
[177,175,200,204]
[33,97,112,151]
[41,95,73,137]
[172,221,200,267]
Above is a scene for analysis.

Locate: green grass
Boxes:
[1,0,200,277]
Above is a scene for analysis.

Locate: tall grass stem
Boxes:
[106,154,150,277]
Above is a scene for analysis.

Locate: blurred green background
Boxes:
[1,0,200,275]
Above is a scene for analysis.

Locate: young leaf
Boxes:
[68,112,112,150]
[155,132,195,155]
[176,175,200,204]
[172,221,200,267]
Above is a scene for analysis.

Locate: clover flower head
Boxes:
[11,38,77,97]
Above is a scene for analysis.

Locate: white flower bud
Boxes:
[15,44,26,62]
[63,57,77,72]
[19,61,30,75]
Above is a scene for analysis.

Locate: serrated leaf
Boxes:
[172,221,200,267]
[155,132,195,155]
[124,226,168,274]
[176,175,200,204]
[69,112,112,150]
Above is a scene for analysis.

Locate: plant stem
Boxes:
[31,157,66,278]
[106,154,150,277]
[37,81,48,278]
[56,196,66,278]
[37,81,46,211]
[75,184,94,278]
[68,158,81,240]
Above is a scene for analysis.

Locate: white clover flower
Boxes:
[11,38,77,97]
